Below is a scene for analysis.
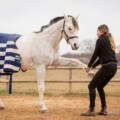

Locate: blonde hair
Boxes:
[98,24,116,51]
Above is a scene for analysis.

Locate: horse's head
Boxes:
[62,14,80,50]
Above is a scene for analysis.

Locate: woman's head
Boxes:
[98,24,109,33]
[97,24,109,37]
[97,24,116,51]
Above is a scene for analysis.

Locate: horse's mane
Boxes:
[34,15,79,33]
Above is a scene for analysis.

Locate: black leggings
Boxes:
[88,62,117,108]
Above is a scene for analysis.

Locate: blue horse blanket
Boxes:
[0,33,21,73]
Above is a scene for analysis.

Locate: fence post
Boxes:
[9,74,12,94]
[68,68,72,93]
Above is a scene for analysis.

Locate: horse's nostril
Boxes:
[74,43,77,48]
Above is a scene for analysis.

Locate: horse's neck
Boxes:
[43,20,64,50]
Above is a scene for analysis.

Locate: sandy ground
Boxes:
[0,95,120,120]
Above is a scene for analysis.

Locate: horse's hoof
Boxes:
[88,71,94,78]
[41,110,50,114]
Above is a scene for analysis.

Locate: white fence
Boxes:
[0,66,120,93]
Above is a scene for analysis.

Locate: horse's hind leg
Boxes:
[0,99,5,110]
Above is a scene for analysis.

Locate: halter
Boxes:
[61,21,78,43]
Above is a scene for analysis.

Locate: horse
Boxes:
[0,14,88,113]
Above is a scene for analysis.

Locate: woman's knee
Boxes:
[88,84,95,90]
[97,86,103,92]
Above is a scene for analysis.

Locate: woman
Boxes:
[81,24,117,116]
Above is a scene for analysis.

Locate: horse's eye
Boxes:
[68,27,72,31]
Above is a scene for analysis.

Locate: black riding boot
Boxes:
[97,106,108,115]
[81,107,96,116]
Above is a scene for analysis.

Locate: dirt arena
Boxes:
[0,69,120,120]
[0,95,120,120]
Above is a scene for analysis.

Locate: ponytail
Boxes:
[107,33,116,52]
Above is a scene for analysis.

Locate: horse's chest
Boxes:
[45,52,55,65]
[34,49,55,65]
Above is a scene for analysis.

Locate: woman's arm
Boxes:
[92,59,100,68]
[88,39,101,68]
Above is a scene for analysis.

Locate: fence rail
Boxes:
[0,66,120,94]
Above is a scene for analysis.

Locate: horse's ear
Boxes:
[75,15,80,21]
[64,13,69,21]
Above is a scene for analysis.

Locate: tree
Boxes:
[79,39,96,54]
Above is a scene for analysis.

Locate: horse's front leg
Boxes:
[52,57,94,77]
[52,57,87,68]
[0,99,5,110]
[36,64,48,113]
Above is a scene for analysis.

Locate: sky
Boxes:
[0,0,120,54]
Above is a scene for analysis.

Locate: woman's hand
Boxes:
[85,67,90,73]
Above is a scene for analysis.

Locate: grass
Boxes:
[0,89,120,98]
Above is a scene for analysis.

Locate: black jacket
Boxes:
[88,34,117,68]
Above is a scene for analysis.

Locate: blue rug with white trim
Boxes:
[0,33,21,73]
